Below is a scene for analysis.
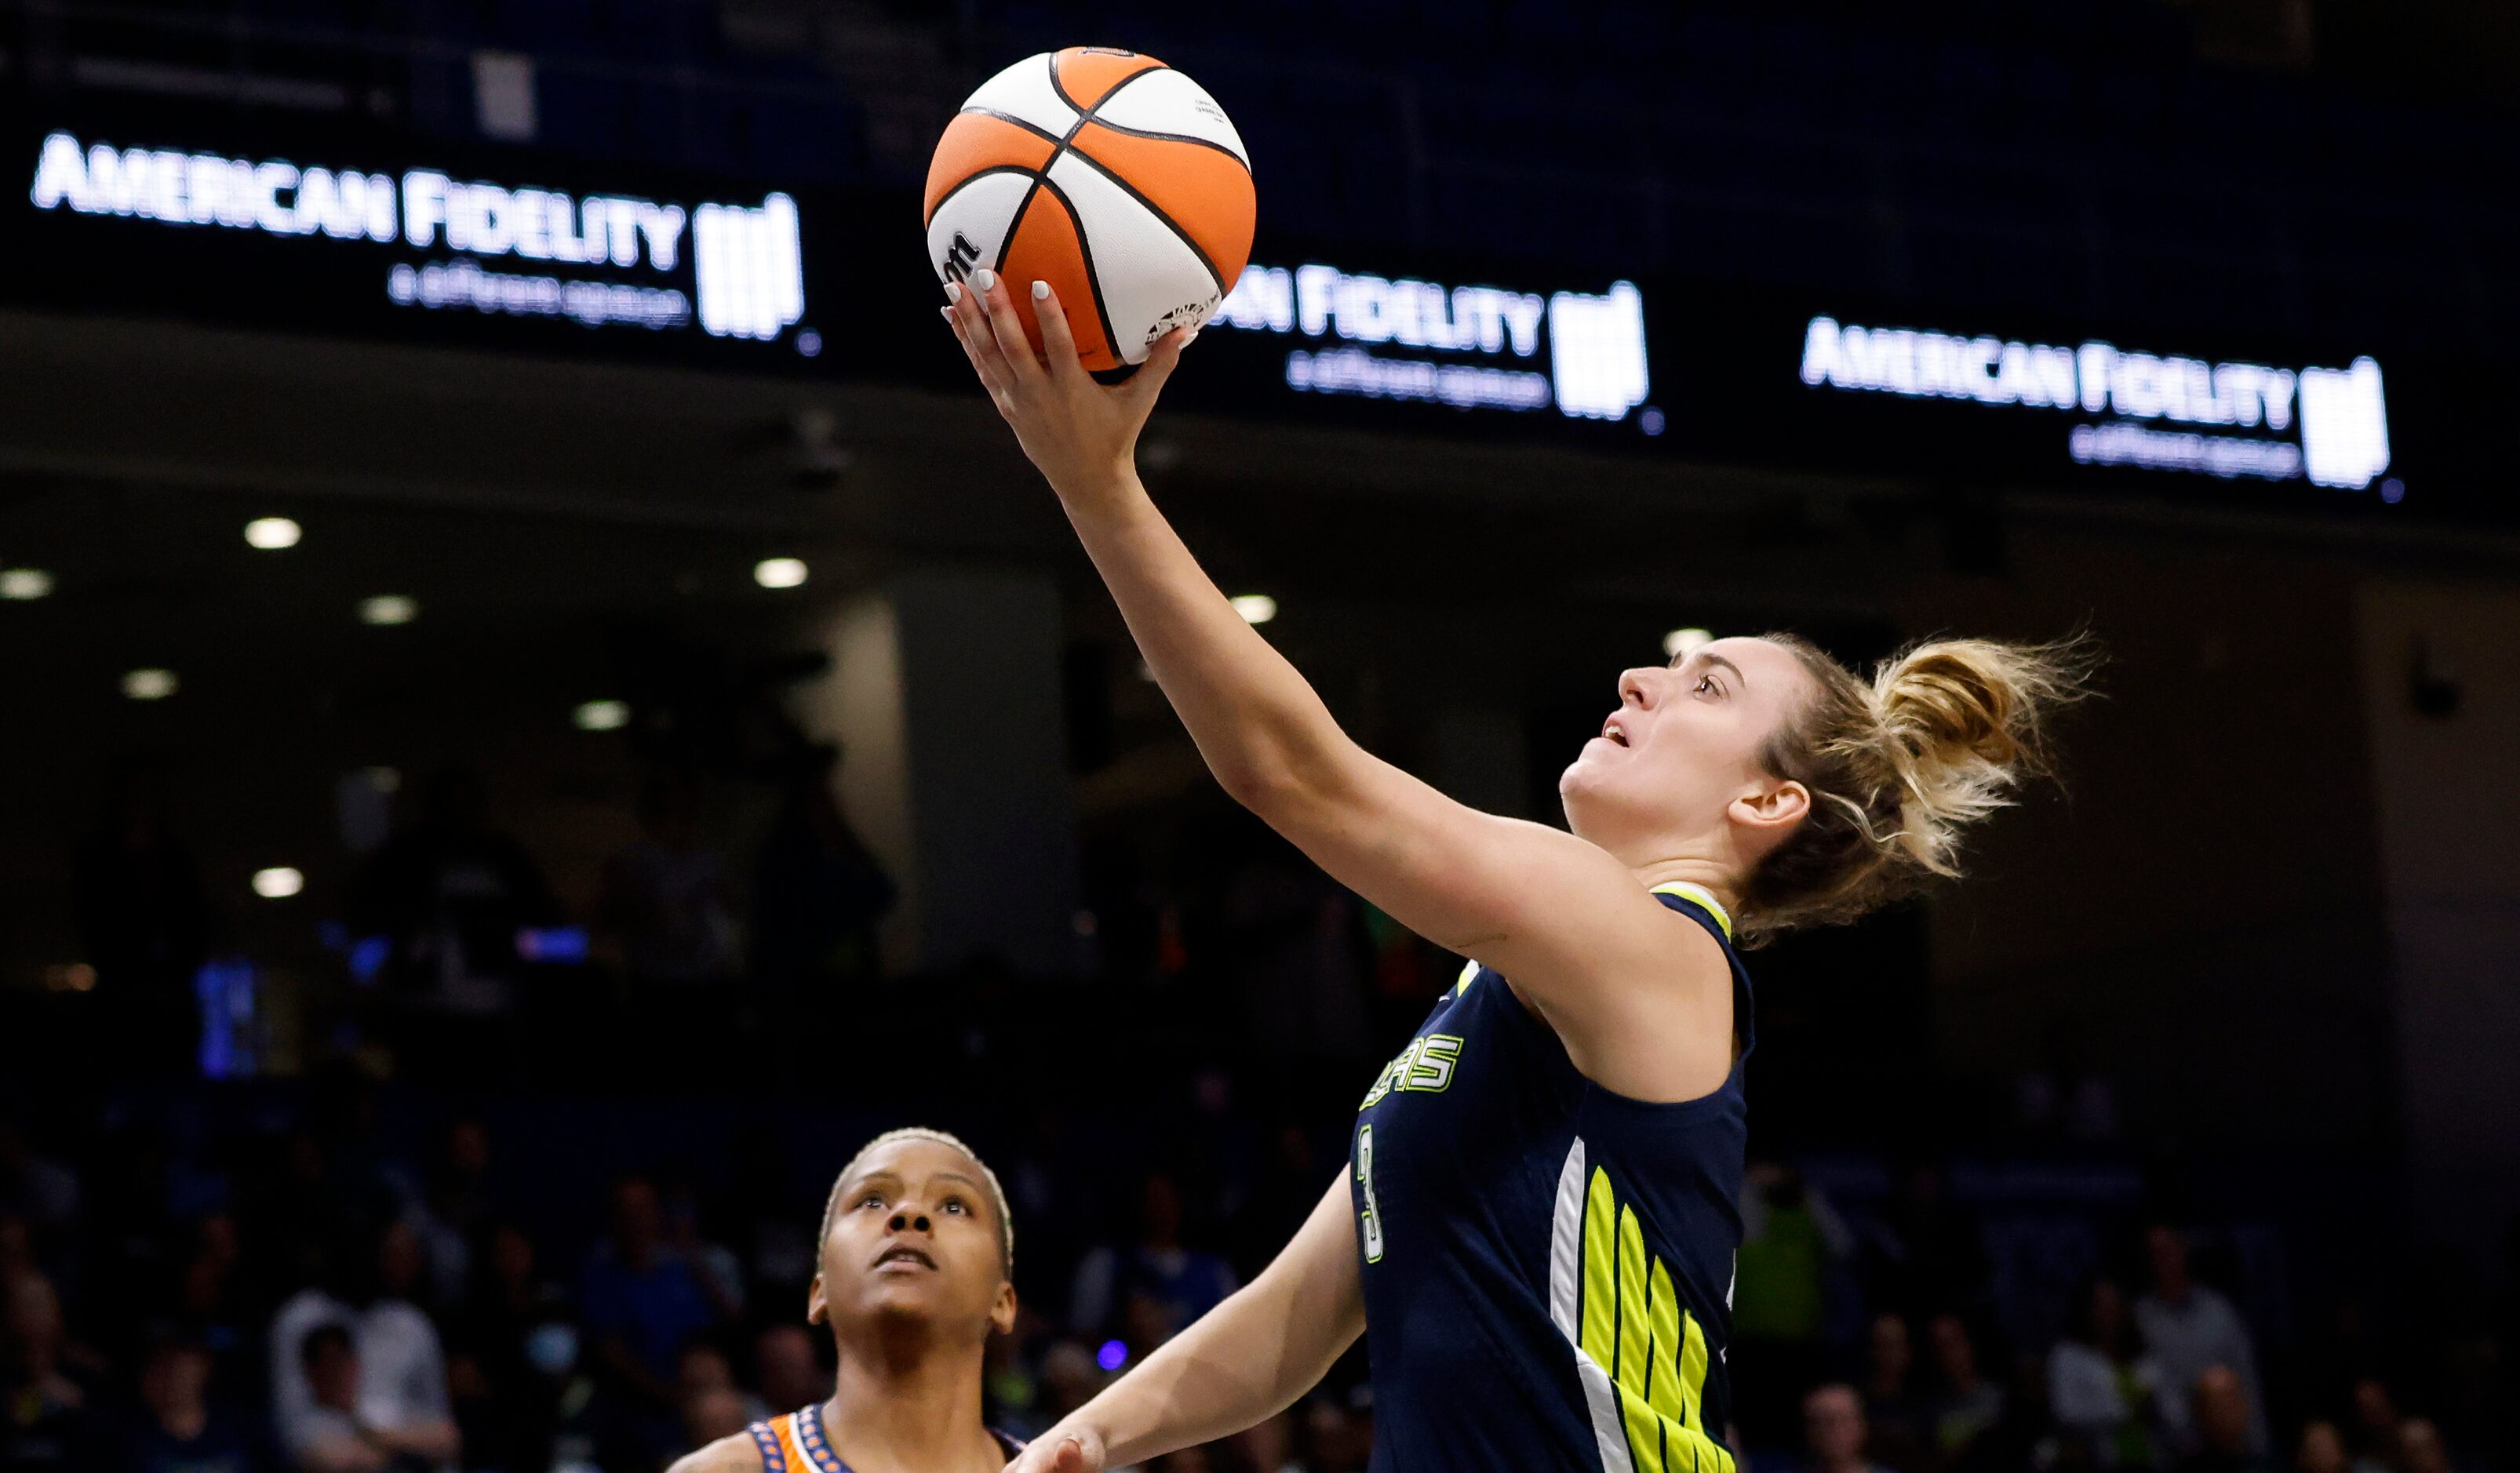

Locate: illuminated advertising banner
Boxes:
[1795,315,2394,496]
[6,104,2479,522]
[13,118,825,361]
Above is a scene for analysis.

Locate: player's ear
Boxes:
[1730,778,1808,834]
[806,1274,828,1326]
[989,1282,1018,1337]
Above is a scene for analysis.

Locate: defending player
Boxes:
[945,270,2093,1473]
[670,1129,1022,1473]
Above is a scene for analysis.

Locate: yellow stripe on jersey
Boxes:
[1648,882,1733,940]
[1454,959,1480,997]
[1582,1166,1735,1473]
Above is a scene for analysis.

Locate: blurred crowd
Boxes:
[7,759,2511,1473]
[3,1082,2514,1473]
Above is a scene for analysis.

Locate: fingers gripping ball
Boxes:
[924,47,1255,373]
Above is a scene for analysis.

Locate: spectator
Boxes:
[1804,1383,1892,1473]
[1864,1163,1987,1320]
[400,1120,496,1311]
[603,771,740,988]
[1068,1173,1236,1348]
[1863,1312,1930,1472]
[286,1326,384,1473]
[750,744,896,994]
[1734,1162,1853,1440]
[754,1323,823,1417]
[2292,1420,2347,1473]
[2171,1366,2267,1473]
[578,1177,732,1447]
[2343,1380,2398,1471]
[1926,1314,2005,1464]
[2392,1418,2450,1473]
[2136,1227,2267,1457]
[1,1273,93,1470]
[269,1225,458,1472]
[171,1213,255,1391]
[69,765,208,1078]
[348,766,557,1077]
[446,1224,570,1473]
[352,1224,459,1468]
[673,1342,764,1428]
[2051,1277,2162,1468]
[681,1385,751,1452]
[112,1332,260,1473]
[0,1126,78,1264]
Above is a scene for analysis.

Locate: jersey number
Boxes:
[1357,1125,1386,1264]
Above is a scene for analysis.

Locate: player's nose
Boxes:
[1618,667,1659,708]
[887,1207,932,1235]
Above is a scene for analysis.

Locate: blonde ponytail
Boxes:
[1739,631,2099,940]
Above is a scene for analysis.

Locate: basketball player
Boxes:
[944,271,2092,1473]
[669,1129,1022,1473]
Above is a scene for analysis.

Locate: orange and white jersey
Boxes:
[744,1405,1023,1473]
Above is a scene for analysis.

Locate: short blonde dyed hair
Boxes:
[818,1126,1014,1277]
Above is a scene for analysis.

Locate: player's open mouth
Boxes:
[1601,719,1630,747]
[872,1246,937,1271]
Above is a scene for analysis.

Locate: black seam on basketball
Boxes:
[1054,146,1230,296]
[924,163,1049,229]
[1044,51,1080,113]
[963,107,1065,147]
[1076,116,1250,171]
[1047,50,1163,115]
[1032,172,1123,366]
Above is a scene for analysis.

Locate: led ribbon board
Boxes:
[26,130,808,344]
[1797,315,2393,493]
[1211,262,1654,424]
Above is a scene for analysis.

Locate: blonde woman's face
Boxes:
[1559,636,1816,858]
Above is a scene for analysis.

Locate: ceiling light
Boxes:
[1662,627,1713,659]
[252,867,304,899]
[122,668,178,700]
[245,517,302,550]
[574,700,629,731]
[1230,594,1278,625]
[359,595,417,625]
[754,557,808,589]
[0,569,53,600]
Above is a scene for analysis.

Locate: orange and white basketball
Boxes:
[924,48,1255,373]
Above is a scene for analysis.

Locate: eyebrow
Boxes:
[1673,650,1748,690]
[847,1169,985,1197]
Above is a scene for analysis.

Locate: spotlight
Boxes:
[252,867,304,899]
[245,517,302,550]
[574,700,629,731]
[0,569,53,601]
[1230,594,1278,625]
[122,668,178,700]
[359,595,417,626]
[755,558,809,590]
[1662,627,1713,660]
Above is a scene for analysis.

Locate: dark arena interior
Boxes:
[2,2,2518,1471]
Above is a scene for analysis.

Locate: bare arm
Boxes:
[945,278,1730,1095]
[1006,1175,1364,1473]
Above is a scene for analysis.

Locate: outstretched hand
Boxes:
[942,268,1190,507]
[1002,1428,1106,1473]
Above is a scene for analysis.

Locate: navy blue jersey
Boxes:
[1350,884,1750,1473]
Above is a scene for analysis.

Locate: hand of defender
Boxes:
[1002,1427,1106,1473]
[942,267,1190,506]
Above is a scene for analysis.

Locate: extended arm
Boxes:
[1007,1174,1364,1473]
[944,277,1730,1093]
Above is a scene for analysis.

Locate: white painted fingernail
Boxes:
[944,280,963,304]
[973,267,997,292]
[939,305,954,319]
[1181,327,1200,345]
[1031,279,1050,300]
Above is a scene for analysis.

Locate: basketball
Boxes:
[923,47,1255,373]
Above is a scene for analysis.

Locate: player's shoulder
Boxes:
[666,1429,773,1473]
